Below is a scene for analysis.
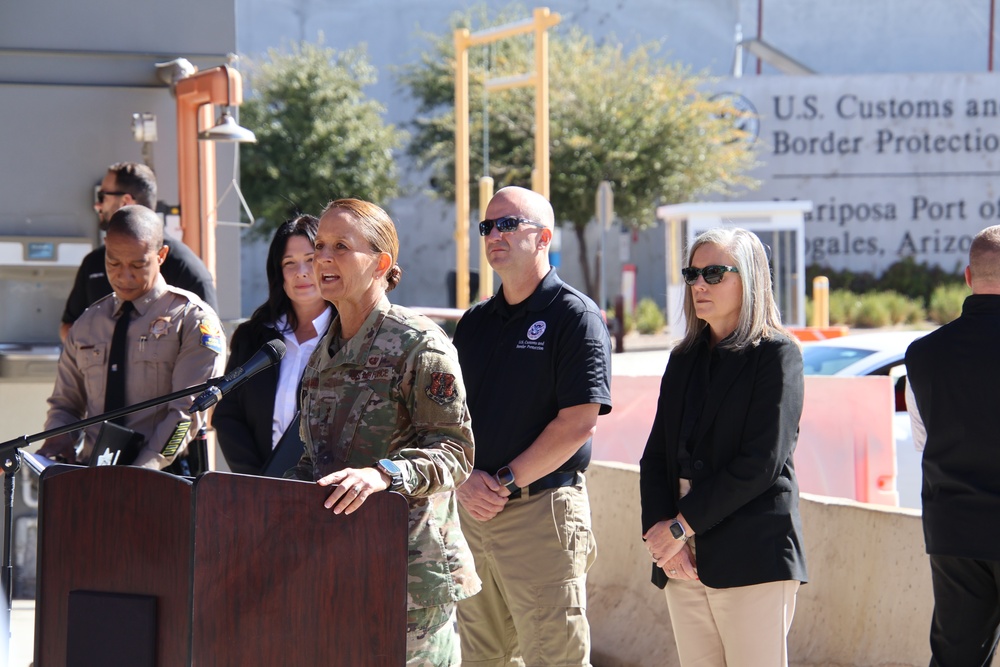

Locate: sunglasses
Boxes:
[478,215,546,236]
[96,190,128,203]
[681,265,740,285]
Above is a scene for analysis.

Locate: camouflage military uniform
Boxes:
[290,295,481,666]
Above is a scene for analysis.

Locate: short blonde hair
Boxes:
[676,227,790,352]
[970,225,1000,285]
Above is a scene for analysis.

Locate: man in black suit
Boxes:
[906,224,1000,667]
[59,161,218,342]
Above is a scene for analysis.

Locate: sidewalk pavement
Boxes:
[8,599,34,667]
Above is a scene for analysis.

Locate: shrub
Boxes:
[928,283,970,324]
[633,298,666,335]
[827,289,861,325]
[881,291,926,324]
[853,293,893,328]
[816,289,925,327]
[807,258,964,306]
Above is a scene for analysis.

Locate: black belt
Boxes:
[508,470,581,500]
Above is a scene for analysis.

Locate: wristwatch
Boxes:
[669,519,688,541]
[494,465,518,491]
[376,458,404,492]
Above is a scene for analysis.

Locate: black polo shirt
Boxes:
[61,233,219,324]
[453,268,612,474]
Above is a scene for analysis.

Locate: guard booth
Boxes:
[656,201,812,334]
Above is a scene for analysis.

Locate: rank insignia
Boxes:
[425,372,458,405]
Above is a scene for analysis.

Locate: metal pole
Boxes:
[454,29,471,310]
[534,7,551,200]
[478,176,494,299]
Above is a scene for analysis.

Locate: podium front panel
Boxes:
[35,466,194,667]
[191,472,408,666]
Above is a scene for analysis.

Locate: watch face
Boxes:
[378,459,401,476]
[669,521,685,540]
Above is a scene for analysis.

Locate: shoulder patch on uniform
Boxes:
[425,371,458,405]
[198,318,223,354]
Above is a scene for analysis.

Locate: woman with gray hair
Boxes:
[639,227,808,666]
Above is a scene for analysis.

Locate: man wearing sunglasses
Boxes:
[453,186,612,667]
[59,161,218,342]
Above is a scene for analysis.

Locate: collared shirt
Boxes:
[453,268,613,473]
[291,295,480,609]
[271,307,332,448]
[45,275,226,468]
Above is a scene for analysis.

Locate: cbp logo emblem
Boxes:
[527,321,546,341]
[425,372,458,405]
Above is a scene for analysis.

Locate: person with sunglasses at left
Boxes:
[639,227,807,667]
[60,161,217,342]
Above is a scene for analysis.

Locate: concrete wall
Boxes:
[586,462,994,667]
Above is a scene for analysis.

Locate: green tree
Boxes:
[398,4,758,297]
[240,41,406,236]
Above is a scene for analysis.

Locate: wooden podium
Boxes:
[33,466,409,666]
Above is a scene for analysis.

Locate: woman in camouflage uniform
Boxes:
[287,198,481,666]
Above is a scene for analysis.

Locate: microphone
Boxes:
[190,339,286,412]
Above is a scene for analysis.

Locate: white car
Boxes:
[802,330,930,509]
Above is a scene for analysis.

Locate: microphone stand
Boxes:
[0,375,223,638]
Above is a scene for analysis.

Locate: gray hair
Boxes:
[676,227,790,352]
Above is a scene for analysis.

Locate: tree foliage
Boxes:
[398,4,760,295]
[240,41,406,237]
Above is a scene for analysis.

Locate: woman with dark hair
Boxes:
[639,227,807,666]
[215,214,333,474]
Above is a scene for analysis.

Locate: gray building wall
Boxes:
[0,0,242,327]
[234,0,1000,312]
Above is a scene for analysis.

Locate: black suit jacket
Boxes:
[906,294,1000,561]
[639,333,808,589]
[213,320,283,474]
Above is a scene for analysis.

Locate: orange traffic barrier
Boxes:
[788,326,850,342]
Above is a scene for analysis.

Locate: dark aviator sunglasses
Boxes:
[681,265,739,285]
[478,215,546,236]
[96,190,128,203]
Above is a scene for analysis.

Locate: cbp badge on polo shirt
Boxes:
[516,320,547,351]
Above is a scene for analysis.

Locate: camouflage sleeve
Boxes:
[393,333,474,497]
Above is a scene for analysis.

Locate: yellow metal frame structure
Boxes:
[453,7,561,309]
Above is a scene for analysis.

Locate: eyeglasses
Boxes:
[478,216,546,236]
[681,265,740,285]
[96,190,128,203]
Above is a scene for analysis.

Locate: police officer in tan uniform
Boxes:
[39,205,226,469]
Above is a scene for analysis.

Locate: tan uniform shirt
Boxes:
[45,275,226,468]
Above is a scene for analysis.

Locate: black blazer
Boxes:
[214,320,284,474]
[906,294,1000,561]
[639,334,808,589]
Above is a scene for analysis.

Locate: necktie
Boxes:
[105,300,134,422]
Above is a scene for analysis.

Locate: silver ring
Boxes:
[352,485,362,495]
[669,569,677,575]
